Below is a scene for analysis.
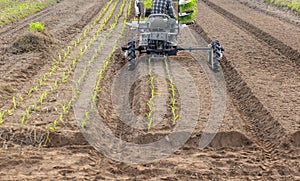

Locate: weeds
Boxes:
[28,22,45,31]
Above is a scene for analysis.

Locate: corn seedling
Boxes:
[58,52,62,62]
[164,58,179,124]
[0,0,118,124]
[27,87,34,97]
[7,109,13,116]
[12,96,17,109]
[49,0,130,132]
[19,115,26,124]
[62,49,68,58]
[34,85,39,91]
[145,58,157,130]
[0,110,7,124]
[61,104,68,114]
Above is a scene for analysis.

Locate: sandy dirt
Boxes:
[0,0,299,180]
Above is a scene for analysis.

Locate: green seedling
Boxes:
[39,91,48,104]
[12,96,17,109]
[32,102,37,112]
[46,122,56,132]
[84,44,88,52]
[34,85,39,91]
[43,74,47,82]
[79,47,83,55]
[7,109,13,116]
[61,104,68,114]
[147,117,153,131]
[62,49,67,58]
[39,77,43,86]
[53,117,58,127]
[27,87,34,97]
[81,119,87,128]
[50,65,57,74]
[67,46,72,54]
[52,58,58,64]
[59,113,63,122]
[76,37,81,44]
[85,111,89,120]
[25,106,31,117]
[0,110,7,124]
[72,58,77,66]
[19,95,24,101]
[67,100,72,109]
[20,115,26,124]
[83,29,87,37]
[67,66,72,75]
[58,52,62,62]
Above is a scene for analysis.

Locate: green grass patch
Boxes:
[178,12,195,23]
[29,22,45,31]
[179,0,196,12]
[0,0,56,26]
[144,0,152,9]
[264,0,300,14]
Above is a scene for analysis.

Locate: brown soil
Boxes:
[0,0,299,180]
[6,30,56,54]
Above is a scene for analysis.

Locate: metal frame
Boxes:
[123,0,224,71]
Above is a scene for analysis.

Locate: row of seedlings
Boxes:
[145,58,157,130]
[0,0,116,124]
[163,57,179,124]
[81,0,132,128]
[48,0,129,131]
[25,0,121,129]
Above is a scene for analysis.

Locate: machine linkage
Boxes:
[122,39,224,71]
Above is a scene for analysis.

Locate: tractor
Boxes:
[122,0,224,71]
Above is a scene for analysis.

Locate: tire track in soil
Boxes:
[209,0,300,51]
[187,24,299,179]
[199,0,299,132]
[195,2,299,150]
[237,0,300,27]
[189,23,286,151]
[192,3,299,176]
[203,0,300,66]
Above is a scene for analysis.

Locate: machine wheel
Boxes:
[126,40,136,71]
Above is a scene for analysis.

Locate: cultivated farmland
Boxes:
[0,0,299,180]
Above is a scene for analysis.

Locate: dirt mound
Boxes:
[0,125,88,148]
[186,131,253,148]
[6,30,55,54]
[0,83,15,98]
[208,131,253,148]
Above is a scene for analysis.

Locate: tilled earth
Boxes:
[0,0,299,180]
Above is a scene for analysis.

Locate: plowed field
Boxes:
[0,0,299,180]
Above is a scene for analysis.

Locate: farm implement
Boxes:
[122,0,224,71]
